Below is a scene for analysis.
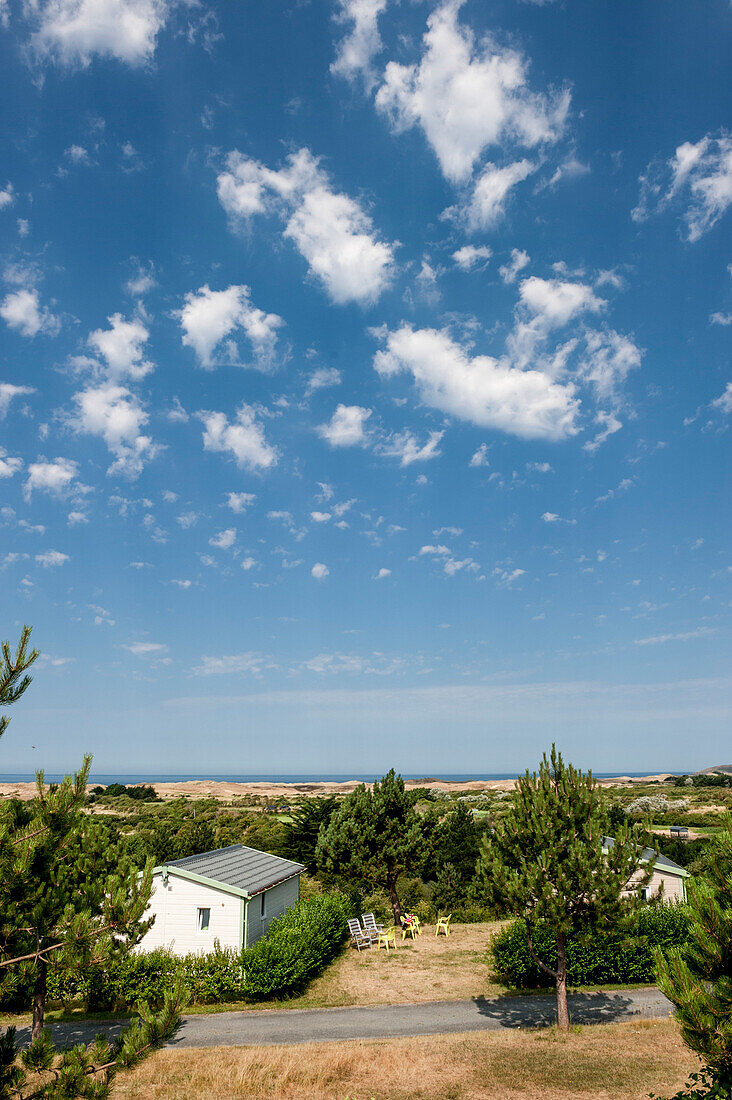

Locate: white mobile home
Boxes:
[138,844,305,956]
[602,836,690,903]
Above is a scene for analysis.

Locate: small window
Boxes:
[197,907,211,932]
[260,892,266,920]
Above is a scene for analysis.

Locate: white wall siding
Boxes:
[625,867,686,903]
[138,873,243,956]
[246,875,300,948]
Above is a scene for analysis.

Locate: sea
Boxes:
[0,771,668,784]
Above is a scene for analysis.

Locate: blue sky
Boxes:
[0,0,730,776]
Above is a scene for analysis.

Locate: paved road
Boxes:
[22,988,674,1050]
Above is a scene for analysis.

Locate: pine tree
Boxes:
[654,816,732,1097]
[315,769,423,924]
[477,745,646,1029]
[283,795,338,873]
[0,628,184,1098]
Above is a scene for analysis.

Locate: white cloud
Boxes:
[0,288,59,338]
[226,491,256,513]
[199,405,278,471]
[374,324,579,441]
[35,549,69,567]
[305,366,341,394]
[125,260,156,296]
[633,132,732,241]
[311,562,329,579]
[452,245,492,271]
[318,403,372,446]
[209,527,236,550]
[634,627,714,647]
[30,0,171,67]
[508,275,605,368]
[0,183,14,209]
[499,248,530,283]
[67,510,88,525]
[24,457,79,501]
[331,0,388,88]
[711,312,732,326]
[375,0,569,184]
[217,148,395,305]
[378,428,444,465]
[0,450,22,478]
[70,383,158,478]
[193,653,266,676]
[420,544,451,556]
[578,328,642,402]
[176,510,199,529]
[711,382,732,414]
[375,567,391,579]
[583,409,623,453]
[541,511,559,522]
[458,159,535,229]
[311,511,331,523]
[176,284,284,370]
[64,143,91,165]
[469,442,489,467]
[87,313,153,380]
[124,641,168,656]
[240,556,258,571]
[0,383,35,417]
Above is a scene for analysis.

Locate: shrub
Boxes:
[491,904,690,988]
[626,796,689,816]
[242,893,348,998]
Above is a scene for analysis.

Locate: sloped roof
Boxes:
[602,835,690,878]
[160,844,305,896]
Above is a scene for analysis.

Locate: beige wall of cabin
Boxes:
[625,866,686,902]
[245,875,300,948]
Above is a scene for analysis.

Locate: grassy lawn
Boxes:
[111,1017,694,1099]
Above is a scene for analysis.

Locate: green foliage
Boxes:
[477,745,647,1028]
[492,904,690,987]
[242,892,349,998]
[283,796,338,873]
[94,784,159,802]
[673,774,732,789]
[316,769,424,923]
[655,816,732,1093]
[0,625,38,742]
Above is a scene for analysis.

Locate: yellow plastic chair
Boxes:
[412,915,422,935]
[401,921,418,941]
[435,914,452,937]
[377,926,396,951]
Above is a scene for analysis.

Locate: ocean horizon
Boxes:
[0,771,676,784]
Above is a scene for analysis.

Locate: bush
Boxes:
[242,892,349,999]
[491,904,690,988]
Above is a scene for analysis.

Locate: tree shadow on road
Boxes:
[472,991,637,1029]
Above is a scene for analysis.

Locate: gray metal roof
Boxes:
[163,844,305,896]
[602,835,690,877]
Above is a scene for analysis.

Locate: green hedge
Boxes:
[44,892,349,1011]
[491,904,690,988]
[242,892,349,998]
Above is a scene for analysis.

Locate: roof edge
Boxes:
[153,863,251,899]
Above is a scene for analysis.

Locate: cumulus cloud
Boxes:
[712,382,732,414]
[226,491,256,513]
[508,275,605,368]
[578,328,642,402]
[209,527,236,550]
[331,0,388,88]
[0,288,59,337]
[199,405,278,471]
[633,132,732,241]
[125,260,156,296]
[305,366,341,395]
[87,313,153,380]
[0,450,23,478]
[457,159,536,229]
[318,403,372,446]
[124,641,168,656]
[469,442,490,467]
[24,458,79,501]
[375,567,391,579]
[374,324,579,441]
[70,383,159,478]
[176,284,285,370]
[311,562,329,579]
[216,148,395,305]
[499,248,530,283]
[35,549,69,567]
[0,183,14,209]
[193,653,266,676]
[29,0,171,67]
[452,245,491,271]
[375,0,569,184]
[377,428,444,465]
[0,383,35,418]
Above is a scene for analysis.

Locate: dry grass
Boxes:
[112,1017,694,1100]
[277,922,504,1011]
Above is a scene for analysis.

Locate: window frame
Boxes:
[197,906,211,933]
[260,891,267,920]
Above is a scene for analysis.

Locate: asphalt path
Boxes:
[18,987,674,1050]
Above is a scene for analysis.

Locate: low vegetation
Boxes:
[111,1018,695,1100]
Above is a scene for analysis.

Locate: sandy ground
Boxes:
[0,773,673,802]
